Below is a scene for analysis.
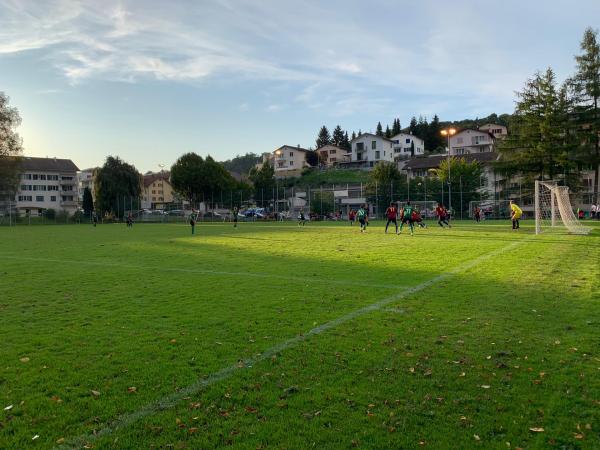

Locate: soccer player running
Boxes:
[357,204,368,233]
[298,210,307,226]
[435,203,450,228]
[474,206,481,223]
[399,201,415,235]
[509,199,522,230]
[384,202,399,234]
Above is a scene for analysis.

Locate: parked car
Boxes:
[168,209,185,216]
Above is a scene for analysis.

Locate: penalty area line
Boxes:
[58,240,523,449]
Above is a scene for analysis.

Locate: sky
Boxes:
[1,0,599,173]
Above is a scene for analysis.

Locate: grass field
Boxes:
[1,220,599,449]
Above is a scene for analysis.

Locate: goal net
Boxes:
[397,201,437,219]
[535,180,590,235]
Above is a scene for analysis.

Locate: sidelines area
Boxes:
[58,238,526,449]
[1,255,402,290]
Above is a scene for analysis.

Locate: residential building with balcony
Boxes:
[478,123,508,139]
[390,133,425,161]
[77,168,97,202]
[272,145,312,175]
[317,145,350,167]
[449,129,496,155]
[14,156,80,216]
[347,133,394,168]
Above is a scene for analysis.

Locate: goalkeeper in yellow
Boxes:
[509,199,522,230]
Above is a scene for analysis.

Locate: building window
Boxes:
[18,195,33,201]
[330,157,337,162]
[405,138,411,144]
[36,196,44,202]
[289,160,294,166]
[278,162,285,168]
[329,149,336,154]
[371,141,377,149]
[50,196,56,201]
[456,137,463,144]
[356,142,364,151]
[22,174,32,180]
[392,140,399,144]
[152,190,156,194]
[32,174,38,180]
[289,152,294,157]
[456,148,466,155]
[61,176,73,180]
[40,174,46,180]
[47,185,58,191]
[375,151,380,159]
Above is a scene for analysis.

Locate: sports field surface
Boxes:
[1,220,599,449]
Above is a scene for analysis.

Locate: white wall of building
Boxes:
[16,171,78,215]
[390,133,425,160]
[350,134,394,167]
[449,129,495,155]
[273,145,310,172]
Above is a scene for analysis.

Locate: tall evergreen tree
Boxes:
[392,118,401,135]
[351,131,357,140]
[570,27,600,203]
[82,187,94,216]
[332,125,345,147]
[409,117,418,136]
[415,116,429,141]
[497,68,576,183]
[316,125,332,148]
[342,131,351,151]
[426,114,443,153]
[358,129,362,136]
[384,125,392,138]
[376,122,384,136]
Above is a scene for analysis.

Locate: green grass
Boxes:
[1,220,599,449]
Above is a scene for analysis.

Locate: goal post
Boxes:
[534,180,590,235]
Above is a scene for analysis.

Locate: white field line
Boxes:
[2,255,402,290]
[58,240,524,449]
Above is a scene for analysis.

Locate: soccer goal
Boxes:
[397,201,438,219]
[534,180,591,235]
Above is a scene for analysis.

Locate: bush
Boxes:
[56,210,69,223]
[44,208,56,220]
[72,210,84,223]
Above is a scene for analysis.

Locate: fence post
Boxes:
[459,176,463,220]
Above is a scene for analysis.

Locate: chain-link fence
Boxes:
[1,183,596,226]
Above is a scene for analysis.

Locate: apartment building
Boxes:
[390,133,425,161]
[449,129,496,155]
[478,123,508,139]
[317,145,350,167]
[272,145,312,174]
[141,171,174,209]
[15,157,80,215]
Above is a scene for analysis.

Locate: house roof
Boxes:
[402,152,498,170]
[454,128,496,140]
[350,133,394,143]
[317,145,344,152]
[18,156,79,173]
[275,145,311,153]
[390,133,424,143]
[143,171,171,187]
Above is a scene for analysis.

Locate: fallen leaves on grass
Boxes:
[50,396,62,403]
[481,385,491,389]
[56,438,65,444]
[19,357,30,363]
[529,427,544,432]
[245,406,258,414]
[127,387,137,393]
[3,405,13,411]
[91,390,100,398]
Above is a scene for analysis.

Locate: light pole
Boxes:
[440,128,457,212]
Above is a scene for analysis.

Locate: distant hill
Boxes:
[221,153,261,175]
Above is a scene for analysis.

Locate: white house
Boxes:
[317,145,350,167]
[478,123,508,139]
[390,133,425,161]
[272,145,312,173]
[15,156,80,216]
[77,168,96,202]
[449,129,495,155]
[349,133,394,168]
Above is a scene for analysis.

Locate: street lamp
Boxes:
[440,128,457,212]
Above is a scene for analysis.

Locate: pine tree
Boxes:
[351,131,356,140]
[392,118,401,135]
[342,131,351,151]
[376,122,383,136]
[316,125,332,149]
[409,117,418,136]
[82,187,94,215]
[427,114,443,153]
[332,125,345,147]
[570,27,600,203]
[384,125,392,138]
[497,68,575,183]
[358,129,362,136]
